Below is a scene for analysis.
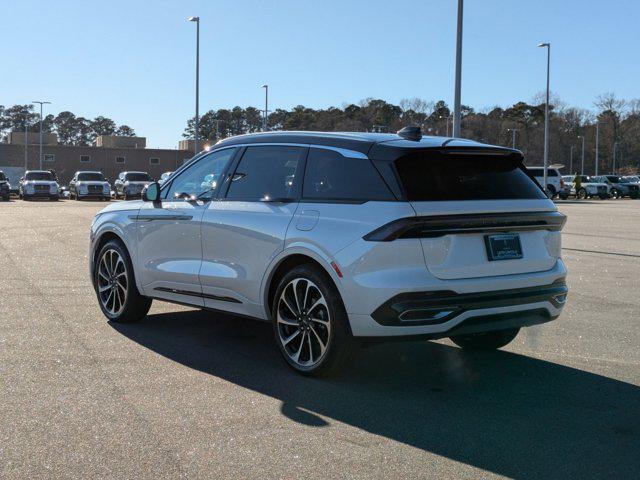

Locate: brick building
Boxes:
[0,133,195,184]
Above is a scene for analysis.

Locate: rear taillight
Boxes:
[363,211,567,241]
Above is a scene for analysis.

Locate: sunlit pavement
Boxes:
[1,199,638,479]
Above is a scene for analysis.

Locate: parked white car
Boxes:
[89,130,568,375]
[561,175,610,199]
[527,167,564,198]
[113,171,153,200]
[19,170,59,201]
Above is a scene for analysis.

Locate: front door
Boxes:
[200,145,307,317]
[136,148,237,305]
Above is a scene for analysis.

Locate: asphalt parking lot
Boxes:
[1,199,638,479]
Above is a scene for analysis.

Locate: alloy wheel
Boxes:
[97,248,128,317]
[276,278,332,368]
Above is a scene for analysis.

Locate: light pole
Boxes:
[452,0,463,137]
[507,128,518,148]
[188,16,200,153]
[537,42,551,192]
[32,100,51,170]
[595,121,600,176]
[24,111,29,171]
[578,135,585,175]
[262,84,269,131]
[569,145,574,173]
[613,141,618,173]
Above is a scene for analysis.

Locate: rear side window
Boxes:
[528,167,558,177]
[226,146,306,200]
[303,148,394,201]
[395,152,546,201]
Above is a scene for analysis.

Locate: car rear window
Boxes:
[527,167,558,177]
[395,152,546,201]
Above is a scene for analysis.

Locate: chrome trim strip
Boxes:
[154,287,242,304]
[213,142,368,159]
[137,214,193,221]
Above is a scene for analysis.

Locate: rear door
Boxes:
[394,150,561,280]
[200,145,306,316]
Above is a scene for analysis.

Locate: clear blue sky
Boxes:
[2,0,638,148]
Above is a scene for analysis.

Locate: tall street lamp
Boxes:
[613,141,618,173]
[452,0,464,137]
[507,128,518,148]
[24,109,29,171]
[32,100,51,170]
[188,16,200,153]
[262,84,269,131]
[595,121,600,176]
[537,42,551,193]
[569,145,575,173]
[578,135,585,175]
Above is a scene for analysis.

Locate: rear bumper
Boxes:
[347,275,567,338]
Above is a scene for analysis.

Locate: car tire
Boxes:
[450,327,520,350]
[577,188,587,199]
[271,264,355,376]
[94,239,152,323]
[611,188,620,199]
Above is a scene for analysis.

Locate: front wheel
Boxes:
[94,240,152,323]
[577,188,587,199]
[450,328,520,350]
[272,265,355,376]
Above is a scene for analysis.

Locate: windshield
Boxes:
[606,176,621,183]
[125,173,151,182]
[395,153,546,201]
[78,172,105,181]
[25,171,53,181]
[625,176,640,182]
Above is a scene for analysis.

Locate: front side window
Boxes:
[0,172,6,181]
[395,152,547,201]
[303,148,393,201]
[165,148,236,200]
[226,146,306,200]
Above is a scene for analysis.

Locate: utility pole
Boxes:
[613,141,618,173]
[24,115,28,171]
[508,128,518,148]
[452,0,463,137]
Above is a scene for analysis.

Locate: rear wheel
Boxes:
[577,188,587,199]
[94,240,152,323]
[450,328,520,350]
[272,264,354,376]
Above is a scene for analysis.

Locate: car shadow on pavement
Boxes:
[112,309,640,479]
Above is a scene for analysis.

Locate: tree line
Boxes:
[184,93,639,175]
[0,104,136,146]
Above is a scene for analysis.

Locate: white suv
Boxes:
[89,129,568,375]
[527,167,564,198]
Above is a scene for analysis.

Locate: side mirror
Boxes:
[143,182,161,203]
